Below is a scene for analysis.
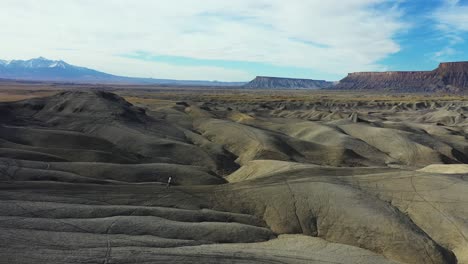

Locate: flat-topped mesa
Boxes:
[335,61,468,92]
[437,61,468,72]
[347,71,432,76]
[436,62,468,89]
[244,76,334,89]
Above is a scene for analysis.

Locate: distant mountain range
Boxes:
[9,57,468,92]
[0,57,246,86]
[244,76,335,89]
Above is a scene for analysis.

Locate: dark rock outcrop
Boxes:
[244,76,334,89]
[334,61,468,92]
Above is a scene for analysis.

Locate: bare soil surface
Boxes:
[1,85,467,263]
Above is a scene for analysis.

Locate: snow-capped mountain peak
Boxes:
[0,57,100,82]
[0,57,247,86]
[48,61,68,68]
[0,57,71,69]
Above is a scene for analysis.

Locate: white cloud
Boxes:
[0,0,406,80]
[72,53,253,81]
[433,47,457,60]
[432,0,468,61]
[434,0,468,32]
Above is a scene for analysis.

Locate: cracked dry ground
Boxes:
[0,89,468,264]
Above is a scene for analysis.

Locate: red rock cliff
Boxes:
[436,62,468,89]
[335,61,468,92]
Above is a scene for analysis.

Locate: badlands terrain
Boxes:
[0,84,468,264]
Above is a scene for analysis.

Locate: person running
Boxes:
[166,176,172,188]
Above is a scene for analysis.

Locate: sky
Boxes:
[0,0,467,81]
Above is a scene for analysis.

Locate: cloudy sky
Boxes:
[1,0,467,81]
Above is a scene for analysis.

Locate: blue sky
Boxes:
[121,51,330,81]
[1,0,468,81]
[380,0,468,72]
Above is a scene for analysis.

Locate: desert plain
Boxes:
[0,82,467,264]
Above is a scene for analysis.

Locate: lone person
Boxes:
[166,176,172,188]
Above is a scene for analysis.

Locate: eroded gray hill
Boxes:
[1,90,468,264]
